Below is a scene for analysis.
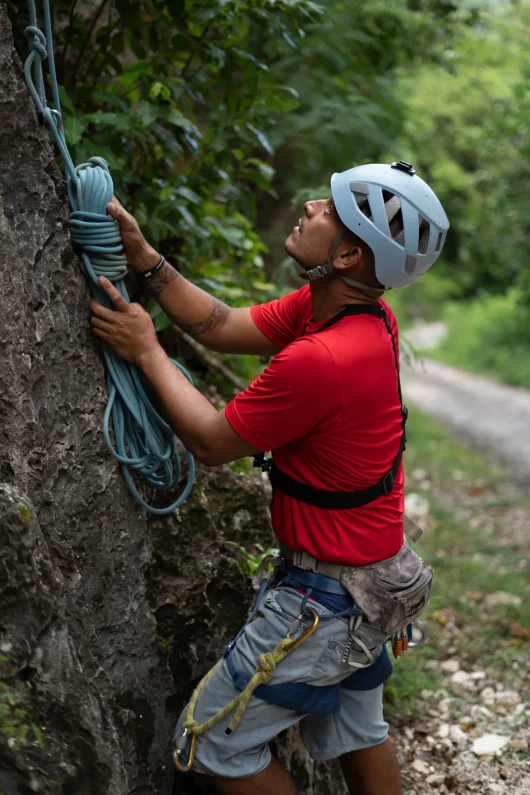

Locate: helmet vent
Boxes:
[405,255,417,274]
[435,232,443,252]
[418,215,430,254]
[383,190,404,247]
[353,192,373,223]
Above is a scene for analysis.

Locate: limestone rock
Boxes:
[471,734,511,756]
[411,758,431,775]
[484,591,522,609]
[494,690,520,707]
[449,725,468,748]
[440,659,460,675]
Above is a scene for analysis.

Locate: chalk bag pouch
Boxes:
[339,540,433,638]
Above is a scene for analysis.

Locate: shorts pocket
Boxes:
[309,638,350,681]
[261,587,334,625]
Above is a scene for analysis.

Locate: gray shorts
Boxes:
[174,586,389,779]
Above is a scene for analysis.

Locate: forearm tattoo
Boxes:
[146,261,180,295]
[178,298,228,339]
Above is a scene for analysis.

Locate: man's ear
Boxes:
[333,245,363,273]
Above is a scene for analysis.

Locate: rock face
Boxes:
[0,7,347,794]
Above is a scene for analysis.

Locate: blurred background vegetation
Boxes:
[8,0,530,387]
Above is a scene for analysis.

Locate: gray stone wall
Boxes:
[0,7,347,793]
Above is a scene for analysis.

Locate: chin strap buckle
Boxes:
[299,262,334,281]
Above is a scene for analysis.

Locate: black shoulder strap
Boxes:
[253,304,408,510]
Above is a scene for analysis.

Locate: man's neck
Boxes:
[309,278,380,322]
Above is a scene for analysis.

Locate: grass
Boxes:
[386,409,530,718]
[429,290,530,388]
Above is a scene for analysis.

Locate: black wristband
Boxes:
[139,254,165,280]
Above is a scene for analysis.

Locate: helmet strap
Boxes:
[339,276,386,296]
[299,227,386,295]
[299,228,344,282]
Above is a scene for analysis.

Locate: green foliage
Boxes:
[227,542,279,578]
[0,683,43,750]
[394,2,530,304]
[227,457,252,475]
[432,290,530,387]
[17,504,31,528]
[9,0,482,389]
[9,0,324,316]
[10,1,461,314]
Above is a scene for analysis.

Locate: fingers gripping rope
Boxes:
[23,2,195,514]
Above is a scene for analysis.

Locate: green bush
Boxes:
[432,290,530,387]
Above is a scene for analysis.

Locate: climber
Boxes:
[90,161,449,795]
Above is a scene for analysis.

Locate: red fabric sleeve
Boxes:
[250,285,312,350]
[225,336,340,451]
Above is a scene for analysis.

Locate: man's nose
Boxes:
[304,200,315,218]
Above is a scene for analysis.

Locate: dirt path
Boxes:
[401,326,530,489]
[393,470,530,795]
[388,358,530,795]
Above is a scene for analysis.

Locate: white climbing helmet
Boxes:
[331,161,449,288]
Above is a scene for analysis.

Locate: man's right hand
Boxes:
[107,196,160,273]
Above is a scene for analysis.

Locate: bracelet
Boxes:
[139,254,165,280]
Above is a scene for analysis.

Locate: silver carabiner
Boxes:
[408,620,427,649]
[49,108,63,132]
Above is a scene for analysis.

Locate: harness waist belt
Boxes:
[279,541,342,580]
[281,560,348,595]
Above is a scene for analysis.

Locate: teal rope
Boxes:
[23,1,195,515]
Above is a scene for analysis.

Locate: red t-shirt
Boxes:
[225,285,404,566]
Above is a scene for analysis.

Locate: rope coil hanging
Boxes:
[23,0,195,514]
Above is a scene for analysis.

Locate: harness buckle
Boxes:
[253,453,272,472]
[382,471,394,494]
[293,551,318,572]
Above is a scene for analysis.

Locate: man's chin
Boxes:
[285,237,301,265]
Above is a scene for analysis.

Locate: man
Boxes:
[90,161,449,795]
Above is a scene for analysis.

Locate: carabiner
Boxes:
[173,729,197,774]
[49,108,63,132]
[408,620,427,649]
[286,605,320,653]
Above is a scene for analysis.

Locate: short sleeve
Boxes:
[225,336,340,451]
[251,285,312,350]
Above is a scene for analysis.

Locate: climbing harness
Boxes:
[173,550,428,773]
[174,552,397,774]
[254,304,407,510]
[22,1,195,514]
[173,604,320,773]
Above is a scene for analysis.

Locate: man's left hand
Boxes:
[90,276,160,364]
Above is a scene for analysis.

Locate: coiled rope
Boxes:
[23,0,195,514]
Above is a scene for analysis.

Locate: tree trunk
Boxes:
[0,7,348,794]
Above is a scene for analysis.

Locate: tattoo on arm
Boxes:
[146,261,180,295]
[179,298,228,339]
